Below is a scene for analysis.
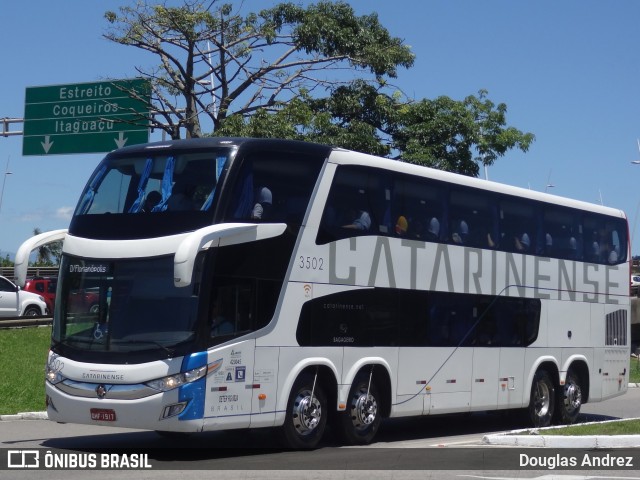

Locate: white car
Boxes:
[631,274,640,297]
[0,275,48,317]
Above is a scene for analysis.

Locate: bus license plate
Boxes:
[90,408,116,422]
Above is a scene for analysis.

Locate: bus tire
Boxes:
[281,373,327,449]
[337,371,381,445]
[528,369,555,428]
[555,369,582,424]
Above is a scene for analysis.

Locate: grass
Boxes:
[0,326,51,415]
[540,419,640,436]
[630,355,640,383]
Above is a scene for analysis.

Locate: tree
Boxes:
[217,83,534,176]
[0,254,12,268]
[104,0,414,139]
[394,90,535,176]
[104,1,534,177]
[31,228,62,266]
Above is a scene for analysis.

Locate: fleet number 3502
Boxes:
[298,256,324,270]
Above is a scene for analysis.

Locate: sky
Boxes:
[2,0,640,257]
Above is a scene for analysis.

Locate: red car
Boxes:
[23,277,56,312]
[24,277,100,314]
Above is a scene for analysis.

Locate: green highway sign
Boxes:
[23,79,150,156]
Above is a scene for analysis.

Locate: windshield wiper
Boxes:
[111,339,175,356]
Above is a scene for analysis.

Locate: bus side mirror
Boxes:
[15,229,67,287]
[173,223,287,287]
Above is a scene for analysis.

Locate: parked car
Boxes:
[24,276,57,312]
[631,274,640,297]
[68,288,100,314]
[0,275,48,317]
[22,276,99,314]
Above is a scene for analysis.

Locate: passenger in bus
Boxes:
[211,297,234,336]
[395,215,408,236]
[567,236,578,259]
[539,233,553,255]
[425,217,440,241]
[601,236,619,264]
[514,233,530,252]
[451,220,468,244]
[251,186,273,221]
[589,232,600,262]
[142,190,161,213]
[343,209,372,230]
[167,182,196,210]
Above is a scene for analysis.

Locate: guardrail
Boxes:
[0,266,59,283]
[0,317,52,329]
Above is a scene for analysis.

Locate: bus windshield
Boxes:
[68,148,233,240]
[53,256,200,359]
[74,151,229,217]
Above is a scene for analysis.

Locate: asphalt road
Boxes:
[0,389,639,479]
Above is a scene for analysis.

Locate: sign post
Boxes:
[23,79,150,156]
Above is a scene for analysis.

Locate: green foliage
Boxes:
[395,91,534,176]
[31,227,61,266]
[216,83,534,176]
[630,356,640,383]
[104,0,415,140]
[104,0,533,176]
[0,254,13,268]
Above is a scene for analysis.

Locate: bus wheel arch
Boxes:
[555,361,588,425]
[335,364,391,445]
[280,366,336,449]
[528,364,558,428]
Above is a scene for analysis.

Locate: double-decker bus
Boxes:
[18,138,629,448]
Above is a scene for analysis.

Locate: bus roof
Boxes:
[105,138,625,220]
[328,147,627,220]
[105,137,332,159]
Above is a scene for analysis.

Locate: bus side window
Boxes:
[499,199,536,254]
[449,189,496,248]
[318,166,380,242]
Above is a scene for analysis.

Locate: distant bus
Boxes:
[20,138,629,448]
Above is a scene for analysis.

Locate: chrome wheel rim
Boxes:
[291,389,322,436]
[564,381,582,412]
[350,389,378,430]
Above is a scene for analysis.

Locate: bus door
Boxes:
[250,346,279,428]
[205,339,255,428]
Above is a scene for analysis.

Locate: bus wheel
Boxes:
[556,369,582,424]
[528,370,555,428]
[337,371,381,445]
[281,373,327,449]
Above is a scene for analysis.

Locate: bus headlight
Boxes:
[145,365,207,392]
[45,363,65,385]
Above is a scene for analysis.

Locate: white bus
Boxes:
[19,138,629,448]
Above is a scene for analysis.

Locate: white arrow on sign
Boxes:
[41,136,54,154]
[114,132,128,149]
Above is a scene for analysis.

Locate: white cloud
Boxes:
[55,206,74,220]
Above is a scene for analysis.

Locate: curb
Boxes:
[483,418,640,448]
[0,411,48,421]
